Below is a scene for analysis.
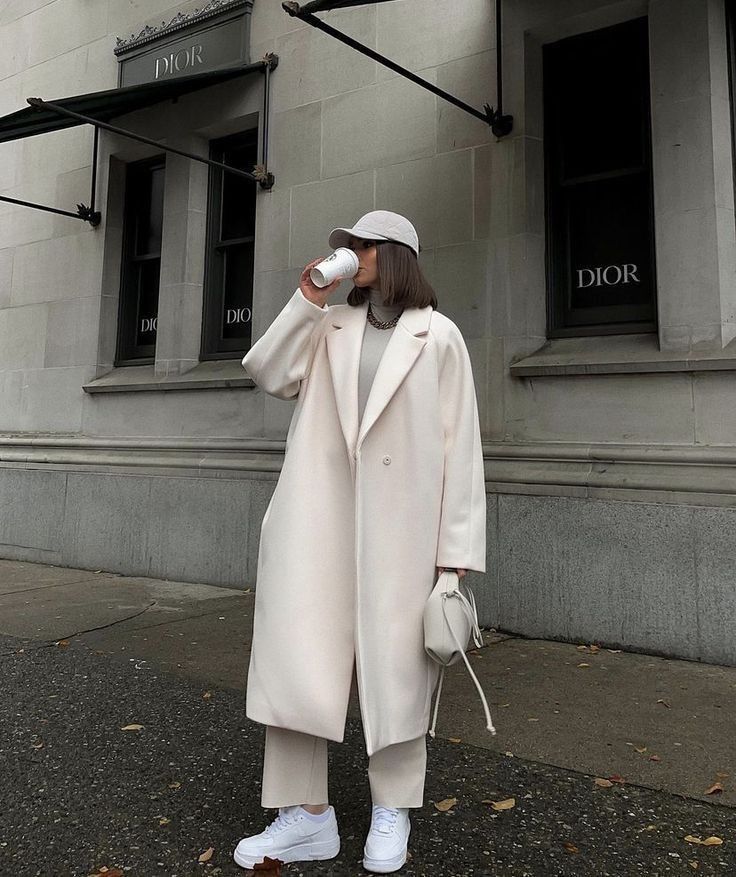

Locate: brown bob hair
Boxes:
[346,241,438,310]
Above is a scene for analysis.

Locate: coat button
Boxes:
[382,455,391,465]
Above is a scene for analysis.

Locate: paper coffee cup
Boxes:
[309,247,360,288]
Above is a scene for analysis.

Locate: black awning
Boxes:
[0,61,266,144]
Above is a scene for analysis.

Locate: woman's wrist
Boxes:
[300,287,325,307]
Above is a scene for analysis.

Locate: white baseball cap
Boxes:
[328,210,420,257]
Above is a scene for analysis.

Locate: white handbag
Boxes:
[423,569,496,738]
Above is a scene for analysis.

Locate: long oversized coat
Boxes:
[242,287,486,757]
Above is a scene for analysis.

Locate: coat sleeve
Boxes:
[435,323,487,574]
[241,288,330,400]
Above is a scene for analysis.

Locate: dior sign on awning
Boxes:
[115,0,253,88]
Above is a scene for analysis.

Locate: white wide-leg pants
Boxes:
[260,665,427,808]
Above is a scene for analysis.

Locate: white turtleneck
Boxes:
[358,287,404,427]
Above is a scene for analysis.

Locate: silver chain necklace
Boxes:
[367,302,403,330]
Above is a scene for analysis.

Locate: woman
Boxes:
[234,210,486,874]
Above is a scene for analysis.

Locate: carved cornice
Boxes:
[114,0,253,56]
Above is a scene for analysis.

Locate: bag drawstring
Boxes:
[428,587,496,739]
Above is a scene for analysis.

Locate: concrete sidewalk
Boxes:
[2,558,732,808]
[1,558,734,876]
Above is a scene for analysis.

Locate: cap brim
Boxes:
[328,225,394,251]
[327,228,352,251]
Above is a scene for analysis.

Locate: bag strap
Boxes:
[428,588,496,739]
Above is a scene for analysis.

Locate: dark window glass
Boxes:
[116,157,166,364]
[201,129,258,359]
[544,17,657,336]
[726,0,736,219]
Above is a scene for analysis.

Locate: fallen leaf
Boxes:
[448,737,462,743]
[490,797,516,811]
[504,750,514,757]
[684,835,723,846]
[120,724,144,732]
[689,862,699,870]
[563,841,580,853]
[608,774,626,784]
[594,778,614,788]
[588,644,600,653]
[649,754,661,762]
[577,662,590,668]
[434,797,457,812]
[202,691,212,700]
[254,857,283,874]
[158,817,170,826]
[634,746,648,753]
[606,649,622,653]
[577,645,588,651]
[88,869,124,877]
[168,782,181,790]
[657,699,670,708]
[198,847,214,863]
[527,717,539,722]
[57,640,70,648]
[31,739,44,750]
[705,783,724,795]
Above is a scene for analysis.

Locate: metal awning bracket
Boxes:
[252,52,279,190]
[0,56,278,226]
[26,56,279,191]
[282,0,513,138]
[0,112,102,226]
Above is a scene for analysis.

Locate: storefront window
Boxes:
[543,17,657,337]
[201,129,258,359]
[115,156,166,364]
[726,0,736,216]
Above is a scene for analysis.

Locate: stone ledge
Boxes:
[2,437,736,504]
[510,333,736,377]
[82,360,256,394]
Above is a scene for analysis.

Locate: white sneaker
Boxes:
[233,805,340,870]
[362,806,411,873]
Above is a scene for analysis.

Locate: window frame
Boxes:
[543,16,659,339]
[115,154,167,366]
[200,128,258,361]
[726,0,736,219]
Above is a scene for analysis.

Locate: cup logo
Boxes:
[310,247,358,287]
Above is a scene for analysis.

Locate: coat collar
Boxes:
[325,301,433,454]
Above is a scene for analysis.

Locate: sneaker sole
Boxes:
[362,850,408,874]
[233,835,341,870]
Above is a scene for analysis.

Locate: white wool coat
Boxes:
[242,288,486,757]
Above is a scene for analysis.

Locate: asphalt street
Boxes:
[0,559,734,876]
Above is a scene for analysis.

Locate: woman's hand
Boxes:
[437,567,467,580]
[299,257,342,307]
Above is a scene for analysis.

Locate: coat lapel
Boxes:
[325,301,433,455]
